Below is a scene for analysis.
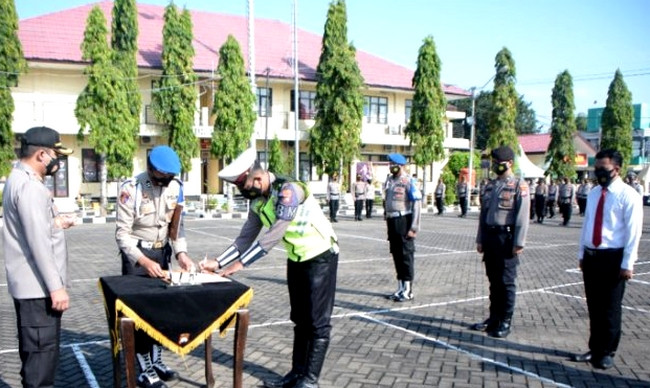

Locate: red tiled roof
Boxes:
[518,133,551,154]
[18,1,470,96]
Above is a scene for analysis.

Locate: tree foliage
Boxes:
[600,69,634,170]
[152,5,198,173]
[268,136,289,175]
[516,97,539,134]
[76,6,135,179]
[575,113,587,132]
[110,0,140,175]
[0,0,27,177]
[487,47,519,153]
[404,36,446,167]
[210,35,256,162]
[310,0,364,176]
[546,70,576,179]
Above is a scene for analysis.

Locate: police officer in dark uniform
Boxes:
[116,146,195,388]
[558,177,574,226]
[471,145,530,338]
[200,148,339,388]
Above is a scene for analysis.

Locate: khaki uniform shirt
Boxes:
[3,162,69,299]
[116,171,188,265]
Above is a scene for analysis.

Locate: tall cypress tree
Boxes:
[210,35,256,162]
[111,0,139,175]
[546,70,577,179]
[311,0,364,177]
[0,0,27,177]
[487,47,519,153]
[404,36,446,176]
[268,136,289,175]
[601,69,634,170]
[75,6,133,212]
[152,5,198,173]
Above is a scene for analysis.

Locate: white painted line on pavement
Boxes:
[359,314,575,388]
[72,344,101,388]
[541,290,650,314]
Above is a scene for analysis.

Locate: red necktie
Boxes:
[592,188,607,247]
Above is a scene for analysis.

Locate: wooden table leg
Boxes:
[204,334,215,388]
[109,327,121,388]
[120,318,137,388]
[233,309,250,388]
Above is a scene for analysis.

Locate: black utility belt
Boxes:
[485,225,513,233]
[138,239,168,250]
[584,247,624,256]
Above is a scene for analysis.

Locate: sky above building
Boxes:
[15,0,650,130]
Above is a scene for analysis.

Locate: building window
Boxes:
[299,152,313,181]
[257,87,273,117]
[82,149,101,182]
[44,156,69,198]
[364,96,388,124]
[405,99,412,123]
[290,90,317,119]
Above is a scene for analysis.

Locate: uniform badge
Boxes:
[119,190,131,204]
[276,185,300,221]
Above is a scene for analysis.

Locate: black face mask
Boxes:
[390,166,401,175]
[491,161,508,176]
[594,167,615,187]
[240,186,263,200]
[151,175,174,187]
[44,154,59,176]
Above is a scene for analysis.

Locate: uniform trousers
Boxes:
[546,199,556,218]
[559,200,572,225]
[365,199,374,218]
[482,227,519,322]
[328,198,339,221]
[354,199,364,220]
[287,249,338,348]
[13,297,62,388]
[535,195,546,221]
[386,214,415,281]
[577,197,587,215]
[435,196,444,214]
[582,248,626,358]
[458,196,467,216]
[120,243,172,354]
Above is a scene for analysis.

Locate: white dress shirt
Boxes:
[578,176,643,270]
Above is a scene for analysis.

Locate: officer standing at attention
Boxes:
[547,179,558,218]
[326,173,341,222]
[471,145,530,338]
[383,153,422,302]
[352,174,368,221]
[534,178,548,223]
[456,175,468,217]
[200,148,339,388]
[576,178,591,216]
[116,145,195,388]
[3,126,75,388]
[434,177,446,215]
[558,177,575,226]
[570,149,642,370]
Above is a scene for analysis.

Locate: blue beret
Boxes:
[387,153,407,165]
[149,145,181,175]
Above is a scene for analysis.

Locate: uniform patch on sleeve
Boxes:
[120,190,131,204]
[276,185,300,221]
[519,181,529,198]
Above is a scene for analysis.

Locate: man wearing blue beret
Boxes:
[383,153,422,302]
[116,145,196,388]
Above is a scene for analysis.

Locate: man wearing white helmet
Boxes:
[116,145,195,388]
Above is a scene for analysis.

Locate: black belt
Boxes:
[485,225,513,233]
[584,247,624,255]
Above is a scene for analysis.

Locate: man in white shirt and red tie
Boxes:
[571,149,643,370]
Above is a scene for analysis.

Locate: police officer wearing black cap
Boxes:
[471,145,530,338]
[116,145,196,388]
[3,126,75,388]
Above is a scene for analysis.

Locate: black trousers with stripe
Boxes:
[386,214,415,281]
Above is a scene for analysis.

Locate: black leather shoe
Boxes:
[488,320,511,338]
[469,318,492,331]
[569,351,591,362]
[592,355,614,370]
[264,371,303,388]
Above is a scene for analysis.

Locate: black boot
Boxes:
[488,318,512,338]
[293,338,329,388]
[264,333,310,388]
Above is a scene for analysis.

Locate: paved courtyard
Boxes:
[1,206,649,388]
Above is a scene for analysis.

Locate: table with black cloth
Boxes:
[99,275,253,388]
